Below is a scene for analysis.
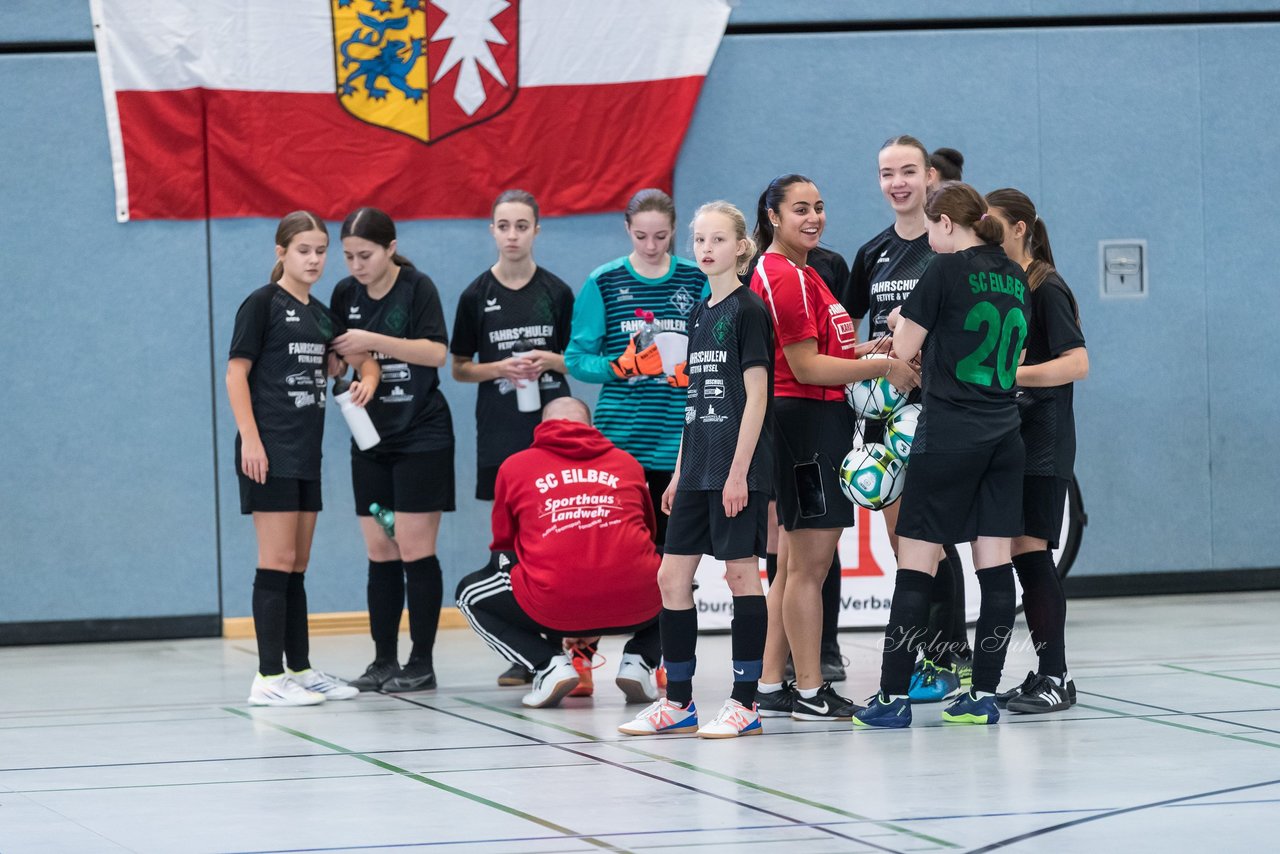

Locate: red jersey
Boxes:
[490,419,662,630]
[750,252,858,400]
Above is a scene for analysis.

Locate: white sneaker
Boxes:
[289,668,359,700]
[697,699,762,739]
[618,698,699,736]
[248,673,325,707]
[521,655,580,708]
[615,653,659,704]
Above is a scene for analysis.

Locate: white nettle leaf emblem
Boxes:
[431,0,511,115]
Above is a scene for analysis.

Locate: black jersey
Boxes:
[330,266,453,453]
[1019,271,1085,478]
[450,267,575,468]
[807,246,851,299]
[678,286,774,492]
[229,283,344,480]
[902,245,1031,453]
[847,224,934,337]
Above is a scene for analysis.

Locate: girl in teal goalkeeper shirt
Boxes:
[566,188,707,546]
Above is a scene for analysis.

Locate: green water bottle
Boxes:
[369,503,395,539]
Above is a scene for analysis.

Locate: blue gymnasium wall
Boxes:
[2,4,1279,632]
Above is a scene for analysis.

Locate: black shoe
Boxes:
[755,682,796,718]
[995,670,1037,709]
[791,682,864,721]
[820,645,847,683]
[1066,677,1078,706]
[349,659,401,692]
[497,662,535,686]
[383,659,437,693]
[1007,674,1071,714]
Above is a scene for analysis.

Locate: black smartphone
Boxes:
[794,457,827,519]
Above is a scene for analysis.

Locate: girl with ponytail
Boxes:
[329,207,455,694]
[984,188,1088,714]
[854,183,1029,729]
[748,174,918,723]
[227,211,377,706]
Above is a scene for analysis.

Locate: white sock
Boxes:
[888,694,909,702]
[798,686,819,699]
[974,690,995,699]
[758,681,783,693]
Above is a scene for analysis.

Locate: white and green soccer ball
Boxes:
[844,355,909,421]
[838,443,906,510]
[885,403,922,461]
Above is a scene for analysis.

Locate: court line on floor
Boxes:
[220,707,626,853]
[966,776,1280,852]
[1077,690,1280,741]
[1160,663,1280,689]
[438,695,959,851]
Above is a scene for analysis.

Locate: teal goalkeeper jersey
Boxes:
[566,255,707,471]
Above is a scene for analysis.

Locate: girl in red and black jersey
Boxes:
[749,174,919,721]
[987,188,1088,714]
[227,211,378,707]
[329,208,454,694]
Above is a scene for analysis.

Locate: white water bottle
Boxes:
[511,341,542,413]
[333,377,381,450]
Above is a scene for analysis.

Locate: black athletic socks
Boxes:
[925,551,957,666]
[973,563,1017,694]
[367,558,404,661]
[660,607,698,707]
[821,551,841,649]
[253,569,290,677]
[284,572,310,672]
[730,595,767,706]
[404,555,443,667]
[880,569,934,696]
[943,544,972,658]
[1013,549,1067,680]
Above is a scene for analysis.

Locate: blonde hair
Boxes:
[691,201,757,275]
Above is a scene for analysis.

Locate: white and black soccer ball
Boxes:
[838,443,906,510]
[885,403,922,461]
[844,355,909,421]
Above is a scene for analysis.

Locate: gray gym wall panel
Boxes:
[0,1,93,43]
[1037,26,1211,575]
[0,53,220,623]
[1199,24,1280,569]
[725,1,1280,25]
[211,214,626,618]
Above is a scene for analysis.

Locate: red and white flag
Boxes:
[90,0,731,222]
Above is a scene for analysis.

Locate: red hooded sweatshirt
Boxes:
[490,419,662,631]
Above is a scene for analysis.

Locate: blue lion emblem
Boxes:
[339,13,424,102]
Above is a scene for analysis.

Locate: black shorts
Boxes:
[476,464,500,502]
[1022,475,1069,548]
[773,397,857,531]
[238,475,322,515]
[895,430,1024,544]
[352,446,456,515]
[664,490,769,561]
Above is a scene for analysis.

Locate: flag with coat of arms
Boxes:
[89,0,731,222]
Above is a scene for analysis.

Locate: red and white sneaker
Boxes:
[697,699,762,739]
[617,698,699,736]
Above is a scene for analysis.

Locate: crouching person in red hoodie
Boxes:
[455,397,663,708]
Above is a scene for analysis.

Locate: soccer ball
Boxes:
[838,443,906,510]
[885,404,922,461]
[844,355,909,420]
